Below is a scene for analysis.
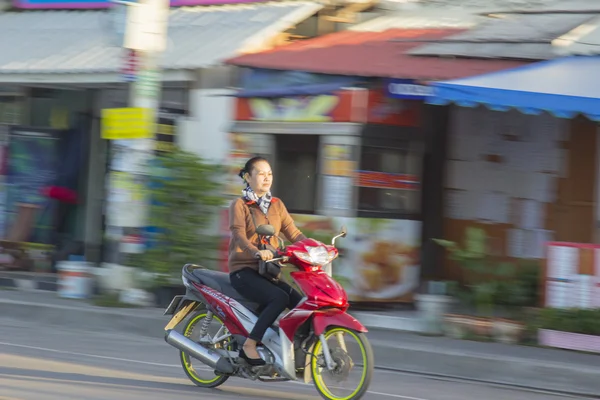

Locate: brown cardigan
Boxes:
[228,197,306,273]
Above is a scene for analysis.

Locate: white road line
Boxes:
[367,391,428,400]
[0,341,430,400]
[0,342,180,368]
[287,381,429,399]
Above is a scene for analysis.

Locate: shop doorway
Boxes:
[553,116,596,243]
[274,135,319,214]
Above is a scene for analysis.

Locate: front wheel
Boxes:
[310,327,374,400]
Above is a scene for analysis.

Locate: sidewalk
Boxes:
[0,270,422,332]
[0,289,421,334]
[2,289,600,396]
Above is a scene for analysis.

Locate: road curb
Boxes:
[375,345,600,397]
[0,298,419,337]
[0,274,58,291]
[3,298,600,396]
[352,311,422,333]
[0,298,168,338]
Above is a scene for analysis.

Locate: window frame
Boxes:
[356,125,424,220]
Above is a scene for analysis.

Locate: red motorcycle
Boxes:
[163,224,374,400]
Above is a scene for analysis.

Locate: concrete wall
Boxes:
[178,66,237,164]
[178,88,234,164]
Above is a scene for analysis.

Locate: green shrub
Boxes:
[538,308,600,335]
[140,148,225,286]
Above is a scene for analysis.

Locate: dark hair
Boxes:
[238,156,269,181]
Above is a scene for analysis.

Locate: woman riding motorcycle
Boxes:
[228,156,306,366]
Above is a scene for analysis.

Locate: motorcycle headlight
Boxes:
[293,245,337,266]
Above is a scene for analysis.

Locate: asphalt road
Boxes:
[0,317,580,400]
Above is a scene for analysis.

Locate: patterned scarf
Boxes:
[242,185,272,215]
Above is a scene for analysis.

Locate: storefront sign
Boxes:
[120,228,145,254]
[544,242,600,309]
[367,89,421,126]
[101,107,153,140]
[291,214,421,303]
[323,144,354,177]
[155,107,185,154]
[50,106,69,129]
[350,218,421,303]
[6,127,60,244]
[235,91,355,123]
[250,96,339,122]
[14,0,263,9]
[105,171,149,227]
[386,79,434,100]
[356,171,420,190]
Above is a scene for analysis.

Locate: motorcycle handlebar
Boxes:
[254,250,288,264]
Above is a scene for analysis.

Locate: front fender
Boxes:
[312,310,368,336]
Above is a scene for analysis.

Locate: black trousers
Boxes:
[230,267,302,342]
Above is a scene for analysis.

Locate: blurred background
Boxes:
[1,0,600,399]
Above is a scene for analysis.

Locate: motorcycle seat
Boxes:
[184,265,262,315]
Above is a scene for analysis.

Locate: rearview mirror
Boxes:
[332,225,348,246]
[256,224,275,237]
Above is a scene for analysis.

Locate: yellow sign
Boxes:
[50,106,69,129]
[323,144,355,177]
[111,172,147,202]
[101,107,153,140]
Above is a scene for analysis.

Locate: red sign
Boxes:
[235,90,356,122]
[367,90,421,126]
[235,89,421,127]
[122,49,139,82]
[356,171,420,190]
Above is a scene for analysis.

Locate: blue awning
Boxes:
[426,56,600,121]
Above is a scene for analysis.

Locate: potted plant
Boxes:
[538,308,600,353]
[138,148,224,307]
[415,280,455,336]
[433,237,526,343]
[491,260,540,344]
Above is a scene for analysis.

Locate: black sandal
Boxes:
[239,348,266,366]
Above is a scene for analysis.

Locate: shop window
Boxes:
[357,144,421,219]
[0,96,23,125]
[274,135,319,214]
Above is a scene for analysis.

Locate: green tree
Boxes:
[141,148,225,286]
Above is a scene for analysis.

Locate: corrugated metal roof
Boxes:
[348,10,483,31]
[0,1,322,74]
[408,13,597,60]
[552,16,600,56]
[413,0,597,13]
[225,28,528,80]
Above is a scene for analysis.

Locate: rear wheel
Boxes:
[179,309,232,388]
[310,327,374,400]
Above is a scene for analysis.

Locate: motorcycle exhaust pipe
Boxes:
[165,329,235,374]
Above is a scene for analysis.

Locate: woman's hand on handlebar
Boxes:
[255,250,275,261]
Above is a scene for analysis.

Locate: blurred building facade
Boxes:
[221,1,600,303]
[0,0,398,276]
[0,0,599,306]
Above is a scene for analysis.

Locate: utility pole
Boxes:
[104,0,169,263]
